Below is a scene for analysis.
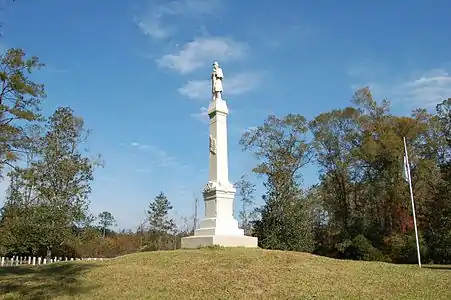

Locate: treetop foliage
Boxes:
[0,48,45,173]
[241,89,451,263]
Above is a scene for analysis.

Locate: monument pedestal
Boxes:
[181,181,258,249]
[181,87,258,249]
[181,234,258,249]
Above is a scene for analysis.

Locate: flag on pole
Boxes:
[402,137,422,268]
[403,155,409,182]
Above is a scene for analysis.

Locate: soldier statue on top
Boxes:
[211,61,224,101]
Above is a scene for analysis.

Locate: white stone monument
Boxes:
[181,62,258,249]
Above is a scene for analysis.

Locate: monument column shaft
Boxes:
[209,110,229,184]
[180,61,258,248]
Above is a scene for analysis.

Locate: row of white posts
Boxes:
[0,256,105,267]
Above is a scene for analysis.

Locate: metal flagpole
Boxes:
[403,137,422,268]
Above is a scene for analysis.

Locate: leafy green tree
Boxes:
[35,107,96,219]
[234,173,256,235]
[422,98,451,263]
[240,114,315,252]
[0,107,99,258]
[98,211,116,238]
[309,106,361,231]
[147,192,176,250]
[436,98,451,144]
[0,48,45,175]
[423,174,451,263]
[307,88,444,261]
[237,88,450,263]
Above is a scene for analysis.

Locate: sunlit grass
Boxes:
[1,248,450,299]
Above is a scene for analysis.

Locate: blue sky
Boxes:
[1,0,450,230]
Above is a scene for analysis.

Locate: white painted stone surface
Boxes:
[181,62,258,249]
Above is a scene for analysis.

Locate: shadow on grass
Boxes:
[424,265,451,271]
[0,262,100,300]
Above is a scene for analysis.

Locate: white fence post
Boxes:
[0,255,105,267]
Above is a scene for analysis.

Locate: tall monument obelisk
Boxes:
[181,62,258,248]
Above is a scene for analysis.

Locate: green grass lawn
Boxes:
[0,248,450,299]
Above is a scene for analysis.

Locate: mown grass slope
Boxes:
[1,248,450,299]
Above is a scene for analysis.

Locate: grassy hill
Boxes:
[0,248,450,299]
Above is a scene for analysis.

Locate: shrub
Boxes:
[336,234,388,261]
[384,231,428,264]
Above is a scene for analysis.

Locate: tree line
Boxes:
[0,49,193,258]
[0,48,449,264]
[241,89,450,264]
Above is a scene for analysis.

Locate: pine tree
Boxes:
[147,192,176,250]
[98,211,116,238]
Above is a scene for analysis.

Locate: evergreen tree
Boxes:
[98,211,116,238]
[0,48,45,176]
[147,192,176,250]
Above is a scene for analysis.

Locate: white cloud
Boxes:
[400,69,451,106]
[349,66,451,109]
[164,0,221,16]
[130,142,178,167]
[178,80,209,100]
[137,17,172,39]
[136,0,221,39]
[226,72,262,95]
[131,142,152,150]
[157,37,248,74]
[190,106,209,123]
[178,72,262,100]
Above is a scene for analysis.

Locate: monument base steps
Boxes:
[181,235,258,249]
